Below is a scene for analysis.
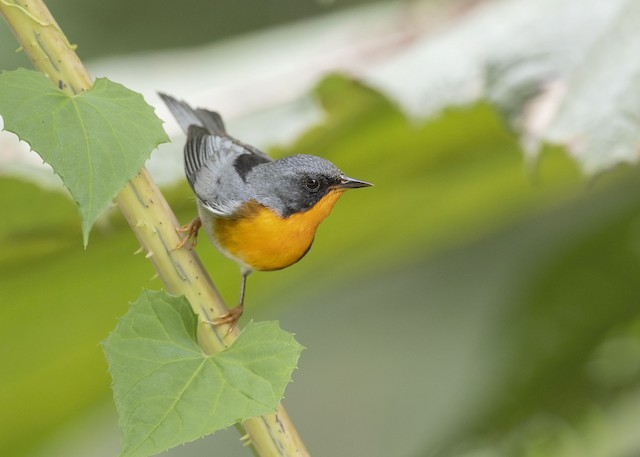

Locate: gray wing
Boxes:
[159,93,272,216]
[186,126,271,216]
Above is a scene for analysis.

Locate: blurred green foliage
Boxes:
[3,72,640,456]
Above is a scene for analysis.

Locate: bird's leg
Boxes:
[210,271,250,333]
[176,216,202,249]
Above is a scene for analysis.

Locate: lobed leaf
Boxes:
[102,290,303,457]
[0,68,168,244]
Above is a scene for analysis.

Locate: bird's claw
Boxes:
[206,304,244,335]
[176,217,202,249]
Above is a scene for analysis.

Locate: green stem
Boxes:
[0,1,309,456]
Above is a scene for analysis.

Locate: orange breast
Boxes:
[213,190,345,271]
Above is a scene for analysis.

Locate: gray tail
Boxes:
[158,93,226,135]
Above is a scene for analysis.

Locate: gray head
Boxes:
[246,154,371,217]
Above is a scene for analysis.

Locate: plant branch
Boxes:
[0,1,309,456]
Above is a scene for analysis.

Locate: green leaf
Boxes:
[0,68,168,245]
[102,290,303,457]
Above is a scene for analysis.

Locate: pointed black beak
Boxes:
[333,176,373,190]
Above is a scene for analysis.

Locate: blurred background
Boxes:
[2,0,640,456]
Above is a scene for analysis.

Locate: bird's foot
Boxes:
[176,216,202,249]
[207,304,244,334]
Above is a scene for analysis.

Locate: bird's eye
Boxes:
[304,176,321,192]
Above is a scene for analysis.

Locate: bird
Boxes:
[159,93,372,329]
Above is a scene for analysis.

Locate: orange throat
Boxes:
[212,190,345,271]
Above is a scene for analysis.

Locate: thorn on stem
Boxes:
[239,434,252,446]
